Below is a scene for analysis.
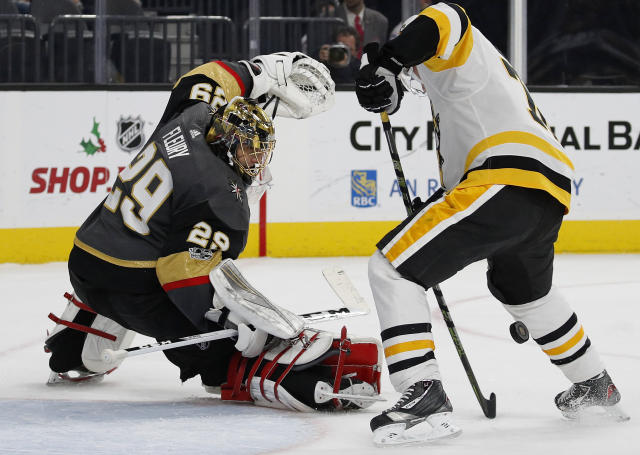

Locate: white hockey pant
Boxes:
[369,250,441,392]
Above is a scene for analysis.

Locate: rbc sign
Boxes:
[351,170,377,208]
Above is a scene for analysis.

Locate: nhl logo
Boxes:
[116,115,145,153]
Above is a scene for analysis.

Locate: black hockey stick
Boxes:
[380,112,496,419]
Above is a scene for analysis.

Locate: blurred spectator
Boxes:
[318,25,361,84]
[312,0,339,18]
[81,0,144,14]
[389,0,433,40]
[13,0,30,14]
[336,0,388,58]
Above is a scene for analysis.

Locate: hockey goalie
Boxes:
[43,52,382,411]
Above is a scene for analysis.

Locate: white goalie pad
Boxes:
[208,259,305,340]
[46,293,136,375]
[219,326,384,411]
[82,315,136,373]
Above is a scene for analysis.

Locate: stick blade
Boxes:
[484,392,497,419]
[321,266,369,314]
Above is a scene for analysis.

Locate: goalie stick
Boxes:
[303,265,370,322]
[102,266,369,363]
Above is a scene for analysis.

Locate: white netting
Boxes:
[268,57,336,118]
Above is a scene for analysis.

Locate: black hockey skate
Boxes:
[370,380,461,447]
[555,370,629,421]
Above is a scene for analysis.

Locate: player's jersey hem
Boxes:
[74,236,157,268]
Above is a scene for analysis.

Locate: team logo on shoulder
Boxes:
[351,170,377,208]
[229,179,243,203]
[189,129,201,139]
[116,115,145,153]
[189,247,214,261]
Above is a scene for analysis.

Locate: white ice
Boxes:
[1,254,639,454]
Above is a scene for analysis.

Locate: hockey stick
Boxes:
[307,265,370,322]
[102,267,369,363]
[102,329,238,364]
[379,112,497,419]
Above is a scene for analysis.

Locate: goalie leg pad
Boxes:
[218,327,383,411]
[45,292,135,378]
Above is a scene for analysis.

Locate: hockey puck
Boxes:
[509,321,530,344]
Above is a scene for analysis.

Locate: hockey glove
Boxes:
[241,51,309,99]
[241,52,335,119]
[355,43,404,114]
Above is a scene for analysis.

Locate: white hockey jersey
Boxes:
[408,2,574,211]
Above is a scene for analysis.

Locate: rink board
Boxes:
[0,90,639,262]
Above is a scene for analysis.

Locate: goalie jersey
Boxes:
[386,2,573,211]
[70,61,256,330]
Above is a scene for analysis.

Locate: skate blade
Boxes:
[373,412,462,447]
[561,403,630,423]
[46,368,115,386]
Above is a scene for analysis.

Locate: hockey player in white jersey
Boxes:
[354,1,628,446]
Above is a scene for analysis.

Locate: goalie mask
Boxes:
[207,97,275,182]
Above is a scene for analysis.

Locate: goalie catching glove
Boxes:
[240,52,335,119]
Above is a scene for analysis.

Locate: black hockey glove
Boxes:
[411,188,445,212]
[355,43,404,114]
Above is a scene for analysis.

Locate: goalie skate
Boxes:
[555,370,630,422]
[47,367,116,385]
[371,380,461,447]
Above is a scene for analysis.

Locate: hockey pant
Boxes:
[370,185,604,392]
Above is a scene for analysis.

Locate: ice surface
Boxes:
[1,255,639,454]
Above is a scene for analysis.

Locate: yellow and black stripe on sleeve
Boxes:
[420,2,473,71]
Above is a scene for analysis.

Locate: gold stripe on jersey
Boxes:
[543,326,585,356]
[173,61,244,100]
[156,249,222,288]
[464,131,574,173]
[421,7,473,71]
[384,185,493,264]
[74,236,157,268]
[384,339,435,357]
[457,168,571,212]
